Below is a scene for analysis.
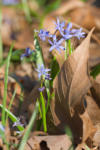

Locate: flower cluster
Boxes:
[37,18,85,53]
[20,18,85,91]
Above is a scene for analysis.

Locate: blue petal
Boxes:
[53,35,57,42]
[57,17,60,25]
[57,38,64,45]
[67,23,72,31]
[20,54,26,60]
[38,86,45,92]
[49,45,56,51]
[0,124,5,132]
[45,69,51,72]
[48,39,53,45]
[26,47,30,54]
[59,46,65,50]
[61,21,65,28]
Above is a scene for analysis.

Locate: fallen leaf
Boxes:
[44,0,100,33]
[69,28,94,112]
[85,95,100,146]
[25,135,71,150]
[51,29,94,144]
[0,73,21,116]
[89,44,100,68]
[80,110,96,143]
[43,0,84,33]
[1,7,37,49]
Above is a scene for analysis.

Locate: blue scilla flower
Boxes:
[2,0,19,5]
[48,35,65,53]
[54,17,65,32]
[37,29,50,41]
[38,86,45,92]
[71,28,85,40]
[36,64,51,80]
[45,74,52,80]
[20,47,34,60]
[13,118,24,127]
[60,22,73,40]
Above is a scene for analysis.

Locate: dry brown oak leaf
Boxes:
[1,7,36,49]
[25,135,71,150]
[51,28,94,143]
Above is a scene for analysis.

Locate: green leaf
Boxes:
[37,0,47,6]
[65,126,73,142]
[34,33,44,66]
[44,0,61,15]
[90,64,100,79]
[50,56,60,87]
[11,49,23,61]
[81,0,87,2]
[34,33,50,97]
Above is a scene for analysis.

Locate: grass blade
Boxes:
[18,101,39,150]
[6,87,17,122]
[0,5,3,64]
[0,104,24,131]
[21,0,31,22]
[1,43,14,126]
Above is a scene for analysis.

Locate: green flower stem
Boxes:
[0,104,24,131]
[18,101,39,150]
[38,99,42,118]
[68,39,72,56]
[1,44,13,126]
[40,91,47,132]
[65,39,72,59]
[65,40,68,60]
